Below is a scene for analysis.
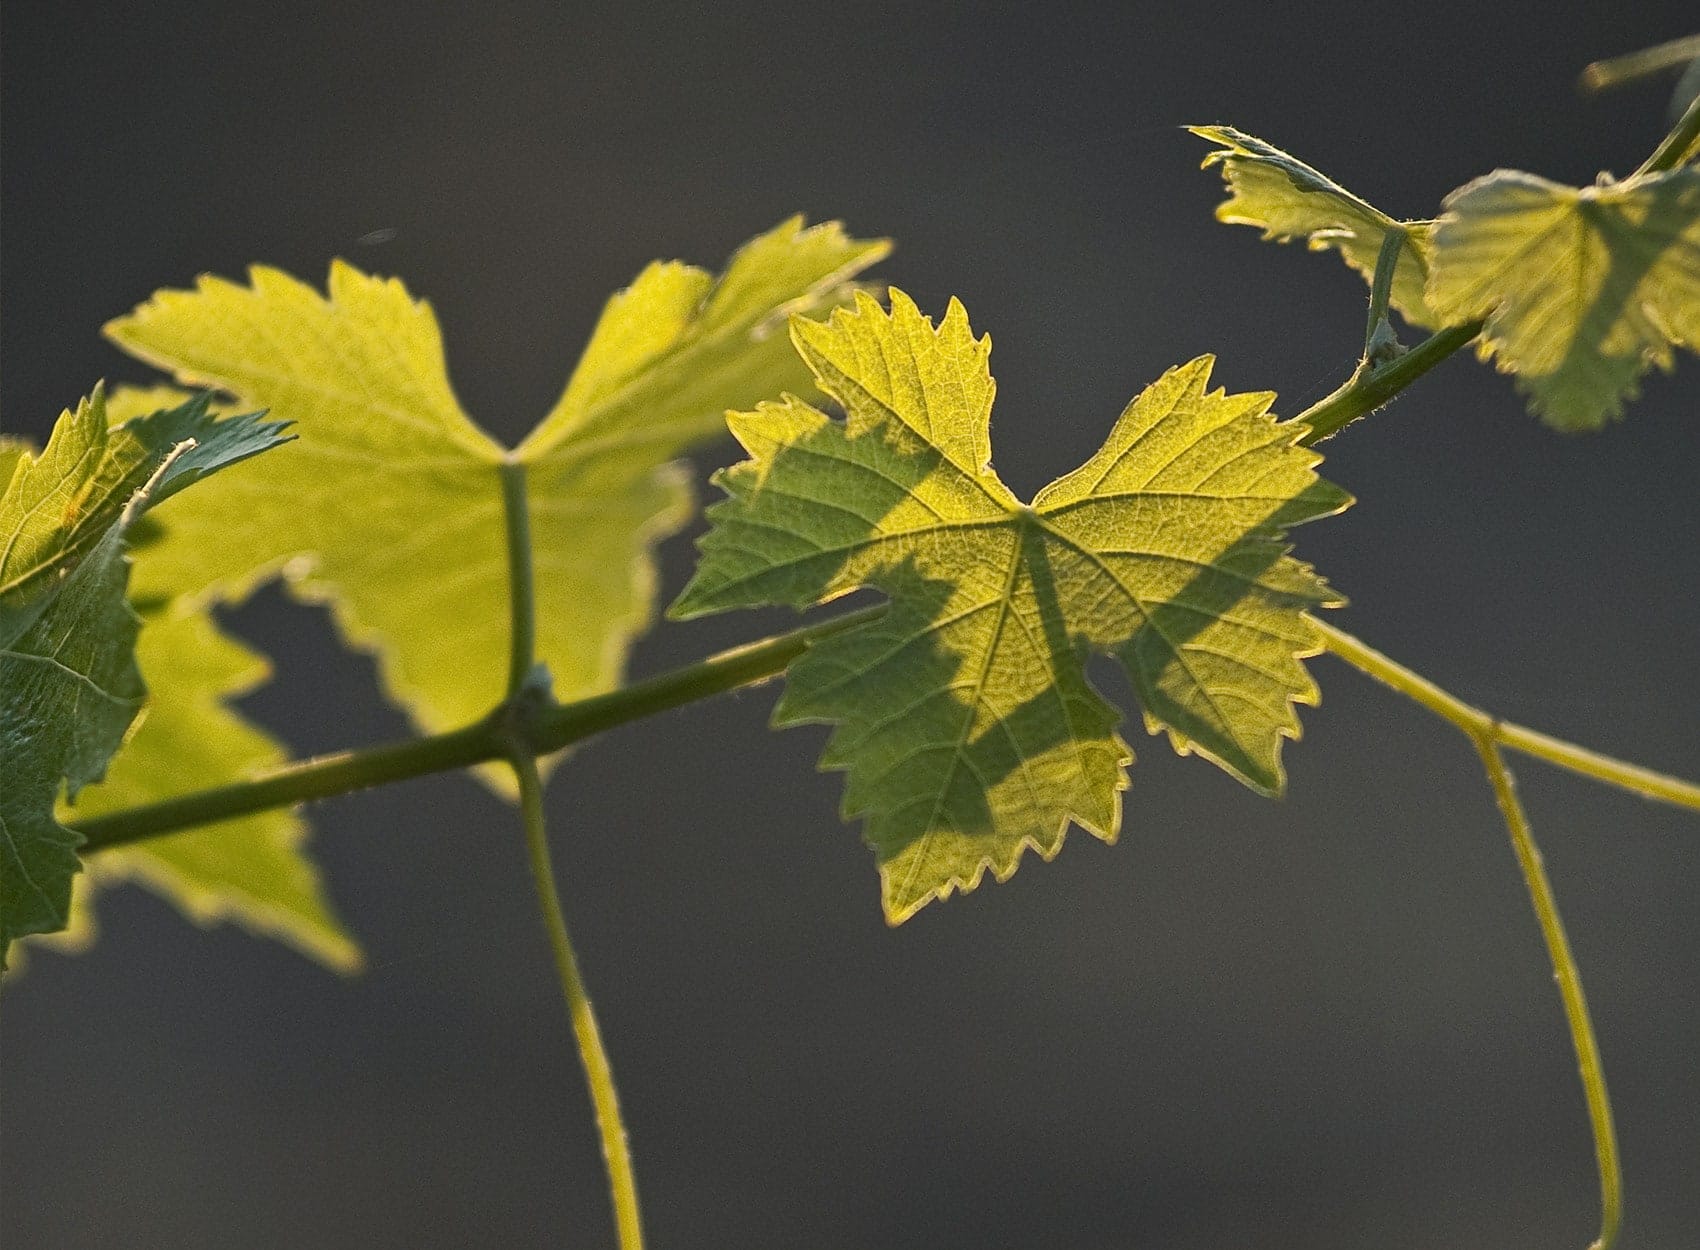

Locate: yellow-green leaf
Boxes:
[61,608,360,971]
[674,291,1350,922]
[104,219,888,763]
[1191,126,1438,327]
[1427,167,1700,429]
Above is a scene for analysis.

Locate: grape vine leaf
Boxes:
[60,607,360,971]
[0,392,288,958]
[0,440,28,491]
[1426,167,1700,429]
[1191,126,1439,328]
[672,291,1350,921]
[104,220,889,762]
[0,388,285,645]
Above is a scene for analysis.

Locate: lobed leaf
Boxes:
[105,219,889,764]
[60,608,360,971]
[0,394,289,957]
[1427,167,1700,429]
[674,291,1349,921]
[1191,125,1439,327]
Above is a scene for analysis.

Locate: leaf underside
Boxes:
[1190,125,1439,327]
[674,290,1350,921]
[104,220,888,770]
[1427,167,1700,429]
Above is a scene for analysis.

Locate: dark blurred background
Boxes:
[4,4,1699,1248]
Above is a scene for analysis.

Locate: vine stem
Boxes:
[1475,740,1621,1250]
[1316,618,1640,1249]
[1291,320,1482,446]
[499,460,537,695]
[1315,620,1700,811]
[70,605,887,851]
[510,748,644,1250]
[497,450,643,1248]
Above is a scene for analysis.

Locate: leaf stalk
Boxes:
[1634,84,1700,178]
[499,459,538,695]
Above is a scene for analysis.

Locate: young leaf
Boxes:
[673,291,1350,921]
[105,220,889,753]
[0,395,289,956]
[0,389,284,645]
[1191,125,1439,327]
[1427,167,1700,429]
[61,608,360,971]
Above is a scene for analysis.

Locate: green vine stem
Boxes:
[1476,740,1621,1250]
[499,459,538,696]
[1315,621,1700,812]
[1361,229,1404,357]
[1581,34,1700,94]
[1316,618,1645,1249]
[510,748,645,1250]
[1290,320,1482,446]
[66,607,1699,1248]
[72,606,1700,846]
[497,449,643,1247]
[70,605,886,851]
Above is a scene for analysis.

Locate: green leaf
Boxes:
[1427,167,1700,429]
[0,388,285,646]
[105,219,889,761]
[0,395,289,957]
[60,608,360,971]
[1191,125,1439,327]
[0,439,29,491]
[673,291,1350,921]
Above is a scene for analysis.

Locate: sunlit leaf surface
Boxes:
[1191,125,1438,327]
[106,219,888,754]
[1428,167,1700,429]
[675,291,1349,920]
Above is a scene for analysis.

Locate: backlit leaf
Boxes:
[1427,167,1700,429]
[674,291,1349,921]
[1191,125,1439,327]
[105,219,888,768]
[61,608,360,971]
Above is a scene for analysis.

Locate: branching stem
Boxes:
[1291,321,1482,446]
[1474,740,1621,1250]
[1316,618,1647,1249]
[1315,620,1700,811]
[71,606,886,851]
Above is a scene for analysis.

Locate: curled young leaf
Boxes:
[1191,125,1439,327]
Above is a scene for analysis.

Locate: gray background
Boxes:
[4,3,1699,1247]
